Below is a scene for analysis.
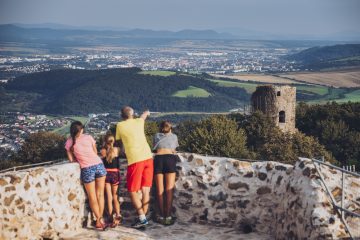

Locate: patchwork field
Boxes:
[139,70,176,77]
[295,85,328,95]
[280,70,360,88]
[210,79,258,93]
[172,86,211,98]
[211,79,328,95]
[211,74,300,84]
[209,76,360,103]
[52,116,89,136]
[335,89,360,103]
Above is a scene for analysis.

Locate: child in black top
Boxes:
[100,133,122,227]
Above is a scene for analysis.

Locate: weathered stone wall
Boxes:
[1,154,359,239]
[251,85,296,133]
[0,162,89,239]
[274,86,296,133]
[174,153,360,239]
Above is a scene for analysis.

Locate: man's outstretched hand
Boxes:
[140,109,150,120]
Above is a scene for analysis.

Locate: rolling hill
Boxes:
[286,44,360,70]
[0,68,249,114]
[1,68,359,115]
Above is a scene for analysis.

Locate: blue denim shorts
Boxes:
[80,163,107,183]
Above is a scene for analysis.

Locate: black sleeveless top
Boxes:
[102,156,120,169]
[101,147,120,169]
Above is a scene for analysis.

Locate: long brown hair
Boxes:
[70,121,84,152]
[103,133,117,163]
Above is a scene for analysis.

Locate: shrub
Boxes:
[232,112,336,164]
[176,115,250,158]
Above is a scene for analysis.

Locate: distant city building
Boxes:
[251,85,296,133]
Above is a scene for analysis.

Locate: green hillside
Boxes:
[286,44,360,70]
[2,68,359,115]
[1,68,249,114]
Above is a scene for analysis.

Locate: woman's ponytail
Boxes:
[70,121,84,153]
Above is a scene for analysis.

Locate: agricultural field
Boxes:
[210,79,328,96]
[210,76,360,103]
[172,86,211,98]
[280,70,360,88]
[210,79,258,93]
[139,70,176,77]
[295,85,328,96]
[211,74,300,84]
[52,116,89,136]
[334,89,360,103]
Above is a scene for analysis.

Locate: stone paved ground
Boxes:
[61,221,272,240]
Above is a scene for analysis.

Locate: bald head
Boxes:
[121,106,134,120]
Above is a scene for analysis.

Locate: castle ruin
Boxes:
[251,85,296,133]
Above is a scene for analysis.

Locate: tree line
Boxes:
[5,102,359,170]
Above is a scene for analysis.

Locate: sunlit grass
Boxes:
[139,70,176,77]
[172,86,211,98]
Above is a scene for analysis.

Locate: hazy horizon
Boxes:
[0,0,359,40]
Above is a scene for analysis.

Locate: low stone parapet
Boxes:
[1,154,359,239]
[0,162,89,239]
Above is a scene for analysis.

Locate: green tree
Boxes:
[296,102,360,168]
[13,132,66,164]
[232,112,335,164]
[145,121,159,147]
[231,111,281,152]
[177,115,250,158]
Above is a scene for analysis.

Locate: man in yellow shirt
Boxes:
[116,106,153,228]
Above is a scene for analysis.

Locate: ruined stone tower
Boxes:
[251,85,296,133]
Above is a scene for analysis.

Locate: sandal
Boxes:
[110,215,123,228]
[95,217,107,231]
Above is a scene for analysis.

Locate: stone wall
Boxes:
[251,85,296,133]
[0,162,90,239]
[274,86,296,133]
[174,153,360,239]
[1,154,359,239]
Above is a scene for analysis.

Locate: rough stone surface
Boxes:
[251,85,296,133]
[1,154,359,239]
[60,222,272,240]
[0,163,89,240]
[174,154,359,239]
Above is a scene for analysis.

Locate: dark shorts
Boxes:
[154,154,179,174]
[80,163,107,184]
[106,169,121,185]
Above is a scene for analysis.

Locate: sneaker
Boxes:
[154,215,164,224]
[163,217,175,226]
[131,218,149,229]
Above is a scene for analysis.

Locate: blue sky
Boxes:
[0,0,359,37]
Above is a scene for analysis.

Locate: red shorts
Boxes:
[127,158,154,192]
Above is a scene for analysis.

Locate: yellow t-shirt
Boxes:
[115,118,152,166]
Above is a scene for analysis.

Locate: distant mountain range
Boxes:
[286,44,360,70]
[0,24,236,45]
[1,24,359,44]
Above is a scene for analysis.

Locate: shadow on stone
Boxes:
[240,222,253,234]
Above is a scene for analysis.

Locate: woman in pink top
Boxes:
[65,121,107,230]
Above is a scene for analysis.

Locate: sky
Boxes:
[0,0,359,38]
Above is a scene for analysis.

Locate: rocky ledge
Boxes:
[0,153,359,239]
